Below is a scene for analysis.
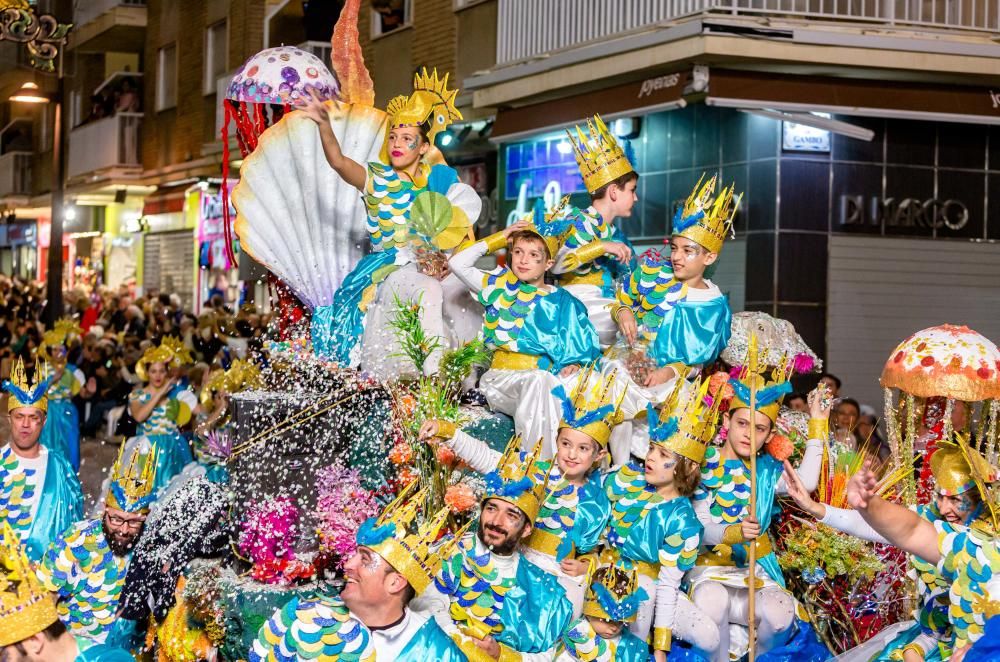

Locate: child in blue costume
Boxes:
[602,376,721,659]
[551,115,639,349]
[449,217,602,459]
[556,562,651,661]
[37,320,86,470]
[687,373,827,661]
[606,175,737,466]
[299,68,482,380]
[420,366,620,617]
[1,357,83,561]
[127,339,199,493]
[415,435,574,660]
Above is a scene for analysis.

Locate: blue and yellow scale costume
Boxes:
[527,460,609,561]
[39,364,85,470]
[556,617,648,662]
[614,256,731,368]
[36,518,130,643]
[934,520,1000,649]
[0,444,82,561]
[250,595,376,662]
[129,385,196,493]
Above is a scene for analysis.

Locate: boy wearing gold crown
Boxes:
[784,439,993,661]
[0,524,131,661]
[129,338,199,493]
[251,485,465,662]
[419,367,620,617]
[1,358,83,562]
[299,69,483,379]
[846,439,1000,659]
[605,175,738,466]
[555,562,650,661]
[551,115,639,349]
[601,376,717,657]
[415,435,574,660]
[687,374,827,661]
[36,443,158,645]
[448,218,602,458]
[36,320,85,471]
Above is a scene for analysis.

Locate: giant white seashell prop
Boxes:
[232,101,388,309]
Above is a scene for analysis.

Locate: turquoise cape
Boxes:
[40,397,81,470]
[515,288,602,372]
[650,294,731,367]
[75,637,134,662]
[398,615,466,661]
[557,470,612,557]
[25,448,83,562]
[494,556,574,653]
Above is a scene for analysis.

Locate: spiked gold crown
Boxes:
[649,377,723,464]
[566,115,635,194]
[381,68,462,161]
[554,365,626,449]
[3,357,51,413]
[672,174,741,254]
[0,522,59,646]
[483,435,551,523]
[582,562,646,624]
[106,442,159,513]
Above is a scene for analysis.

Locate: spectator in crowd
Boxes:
[786,392,807,412]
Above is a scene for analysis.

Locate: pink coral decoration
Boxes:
[314,463,380,567]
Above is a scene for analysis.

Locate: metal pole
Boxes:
[45,60,66,327]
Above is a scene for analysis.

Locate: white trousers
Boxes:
[601,358,683,466]
[480,368,578,459]
[562,284,618,349]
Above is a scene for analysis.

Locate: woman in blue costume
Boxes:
[127,339,199,493]
[37,321,86,471]
[687,372,827,661]
[298,68,482,380]
[601,376,717,660]
[419,366,619,617]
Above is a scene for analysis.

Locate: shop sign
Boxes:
[839,195,969,231]
[782,121,830,152]
[199,185,237,240]
[7,223,35,244]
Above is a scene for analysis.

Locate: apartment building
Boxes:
[461,0,1000,407]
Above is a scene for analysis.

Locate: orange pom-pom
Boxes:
[444,483,477,514]
[388,442,414,465]
[766,434,795,461]
[436,445,458,467]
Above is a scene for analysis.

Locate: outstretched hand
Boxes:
[297,89,330,127]
[846,462,878,510]
[782,459,824,519]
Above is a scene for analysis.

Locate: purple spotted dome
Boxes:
[227,46,339,105]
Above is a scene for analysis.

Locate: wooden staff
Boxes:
[747,333,760,661]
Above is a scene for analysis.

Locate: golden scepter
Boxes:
[747,332,760,661]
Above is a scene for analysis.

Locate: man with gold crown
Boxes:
[0,523,131,661]
[550,114,639,349]
[419,366,620,616]
[36,443,158,646]
[298,68,483,380]
[555,562,650,661]
[1,357,83,561]
[783,436,995,660]
[686,367,828,661]
[846,433,1000,660]
[414,435,574,660]
[605,175,739,467]
[250,483,465,661]
[36,320,86,471]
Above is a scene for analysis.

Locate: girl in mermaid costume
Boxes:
[419,366,620,618]
[297,69,483,380]
[37,320,86,470]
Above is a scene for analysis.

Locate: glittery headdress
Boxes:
[648,376,723,464]
[953,432,1000,532]
[379,68,462,162]
[200,358,263,407]
[483,435,550,523]
[930,439,995,496]
[106,442,159,513]
[37,318,83,362]
[551,365,625,449]
[135,336,193,382]
[582,562,648,624]
[672,173,741,254]
[511,197,572,258]
[355,482,469,594]
[0,522,59,646]
[566,115,635,194]
[2,357,52,413]
[728,336,792,424]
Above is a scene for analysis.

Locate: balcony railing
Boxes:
[75,0,146,29]
[0,151,31,198]
[67,112,142,180]
[497,0,999,64]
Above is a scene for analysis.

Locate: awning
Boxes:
[141,189,187,216]
[705,69,1000,126]
[492,68,690,142]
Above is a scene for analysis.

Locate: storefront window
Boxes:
[504,137,586,202]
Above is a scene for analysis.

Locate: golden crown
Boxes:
[0,522,59,646]
[955,432,1000,533]
[556,365,626,449]
[382,68,462,159]
[582,562,645,624]
[931,440,994,497]
[649,377,723,464]
[484,435,551,523]
[135,337,193,382]
[566,115,635,194]
[106,442,159,513]
[672,174,741,254]
[38,319,83,362]
[359,483,469,594]
[200,359,263,407]
[3,357,51,413]
[727,334,793,424]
